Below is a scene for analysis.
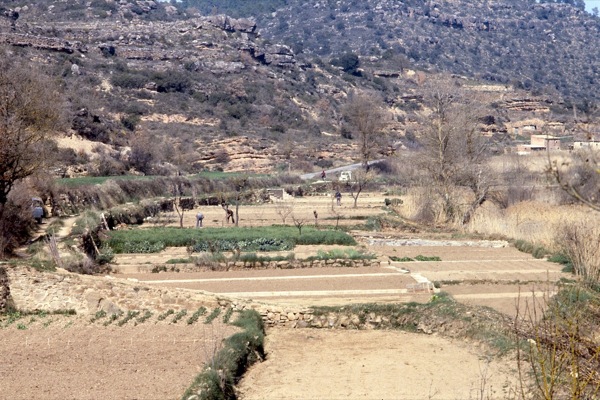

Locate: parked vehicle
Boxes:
[339,170,353,183]
[32,197,45,224]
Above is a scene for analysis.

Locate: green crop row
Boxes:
[105,226,356,254]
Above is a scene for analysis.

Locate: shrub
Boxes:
[384,198,403,206]
[120,114,140,131]
[390,256,415,262]
[187,307,207,325]
[548,253,574,273]
[96,246,114,265]
[204,308,221,324]
[0,189,38,257]
[111,72,148,89]
[307,248,374,261]
[556,221,600,284]
[136,310,153,324]
[414,255,441,262]
[171,309,188,324]
[157,309,174,321]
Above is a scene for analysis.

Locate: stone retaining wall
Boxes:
[2,266,393,330]
[4,266,233,315]
[134,259,381,274]
[258,307,396,330]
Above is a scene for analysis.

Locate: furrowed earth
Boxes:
[2,192,566,399]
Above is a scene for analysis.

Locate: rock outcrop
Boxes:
[0,267,12,314]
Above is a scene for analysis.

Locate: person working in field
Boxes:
[195,212,204,228]
[222,203,235,223]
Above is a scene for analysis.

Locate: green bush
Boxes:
[136,310,153,324]
[307,248,375,261]
[390,256,414,262]
[514,239,534,254]
[172,309,188,324]
[157,309,174,321]
[96,246,115,265]
[205,308,221,324]
[531,246,549,259]
[111,72,148,89]
[187,307,207,325]
[390,255,441,262]
[414,255,442,262]
[548,253,574,273]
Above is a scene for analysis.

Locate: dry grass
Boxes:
[467,201,599,250]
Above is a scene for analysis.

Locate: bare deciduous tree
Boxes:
[348,169,375,208]
[342,91,390,170]
[231,176,249,227]
[415,77,495,225]
[291,214,306,235]
[275,199,294,224]
[0,56,66,211]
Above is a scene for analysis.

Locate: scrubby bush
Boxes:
[111,72,148,89]
[556,221,600,284]
[0,187,38,258]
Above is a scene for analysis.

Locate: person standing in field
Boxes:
[195,212,204,228]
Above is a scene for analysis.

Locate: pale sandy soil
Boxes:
[0,316,237,400]
[19,192,561,399]
[237,328,520,400]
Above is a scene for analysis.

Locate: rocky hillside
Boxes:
[192,0,600,104]
[0,0,591,176]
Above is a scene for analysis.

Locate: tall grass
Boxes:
[467,201,598,250]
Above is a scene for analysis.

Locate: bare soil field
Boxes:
[0,316,237,400]
[9,191,569,399]
[131,193,566,399]
[237,329,519,400]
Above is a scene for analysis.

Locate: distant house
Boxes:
[516,134,562,154]
[531,135,561,150]
[573,141,600,150]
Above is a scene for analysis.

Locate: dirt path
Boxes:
[237,328,519,400]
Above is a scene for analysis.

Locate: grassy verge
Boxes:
[390,255,441,262]
[181,309,265,400]
[105,226,356,254]
[306,248,375,261]
[312,293,514,356]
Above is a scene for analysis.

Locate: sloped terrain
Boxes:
[2,0,595,178]
[251,0,600,103]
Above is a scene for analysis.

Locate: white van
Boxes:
[339,170,352,182]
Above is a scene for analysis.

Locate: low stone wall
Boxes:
[2,266,400,330]
[258,307,400,330]
[134,259,381,274]
[4,266,235,315]
[225,259,381,270]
